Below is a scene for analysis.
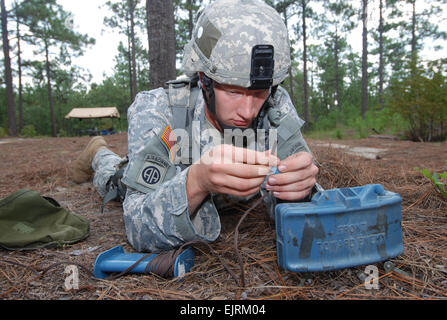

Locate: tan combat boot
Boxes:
[70,136,108,184]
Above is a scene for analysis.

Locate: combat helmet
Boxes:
[181,0,291,130]
[182,0,291,89]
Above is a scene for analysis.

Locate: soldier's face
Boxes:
[213,82,269,128]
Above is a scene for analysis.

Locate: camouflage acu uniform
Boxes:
[92,83,311,253]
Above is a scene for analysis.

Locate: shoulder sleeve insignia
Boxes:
[161,125,177,162]
[136,154,170,189]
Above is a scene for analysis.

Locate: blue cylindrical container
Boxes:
[93,245,195,279]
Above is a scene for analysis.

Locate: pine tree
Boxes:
[316,0,356,112]
[388,0,447,79]
[377,0,384,109]
[17,0,94,137]
[1,0,17,136]
[174,0,202,62]
[370,0,406,108]
[361,0,368,119]
[295,0,317,131]
[104,0,145,103]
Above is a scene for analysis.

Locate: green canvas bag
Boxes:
[0,189,90,250]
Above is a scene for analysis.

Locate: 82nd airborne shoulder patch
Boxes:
[136,154,170,189]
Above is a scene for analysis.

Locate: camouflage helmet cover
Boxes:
[181,0,291,88]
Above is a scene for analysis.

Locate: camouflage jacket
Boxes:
[120,82,311,253]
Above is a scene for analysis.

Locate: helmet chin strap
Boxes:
[199,73,276,133]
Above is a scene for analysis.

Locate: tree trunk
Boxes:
[1,0,17,136]
[378,0,384,110]
[129,0,137,101]
[302,0,309,131]
[145,1,151,74]
[410,0,417,78]
[37,88,41,134]
[147,0,177,89]
[16,11,23,132]
[282,5,295,106]
[411,0,416,62]
[361,0,368,119]
[44,40,57,137]
[334,28,341,110]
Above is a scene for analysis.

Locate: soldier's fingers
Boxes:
[217,185,261,198]
[250,148,280,166]
[277,151,314,173]
[210,173,265,192]
[273,186,313,201]
[219,145,279,166]
[268,166,318,186]
[266,177,316,193]
[217,163,272,178]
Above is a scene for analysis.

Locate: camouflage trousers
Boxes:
[92,148,126,198]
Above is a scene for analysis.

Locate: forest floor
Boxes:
[0,132,446,300]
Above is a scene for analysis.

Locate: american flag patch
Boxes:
[161,125,176,151]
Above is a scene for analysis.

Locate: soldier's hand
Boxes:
[265,151,318,201]
[189,144,279,198]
